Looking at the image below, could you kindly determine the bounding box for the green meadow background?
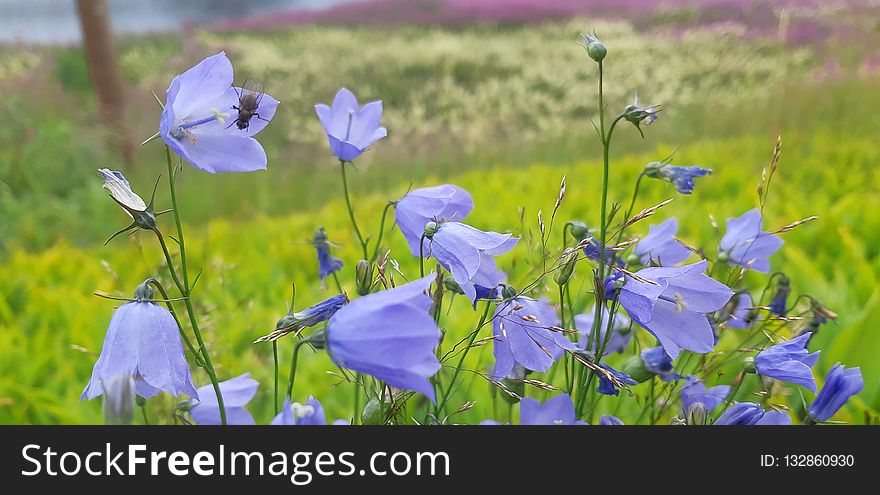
[1,15,878,424]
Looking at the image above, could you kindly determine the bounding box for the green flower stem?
[419,233,426,277]
[616,172,646,245]
[576,60,624,417]
[353,378,361,425]
[140,404,150,425]
[163,146,227,425]
[436,300,493,416]
[340,160,369,259]
[145,276,202,367]
[286,339,306,399]
[370,202,394,262]
[713,372,747,422]
[273,341,280,414]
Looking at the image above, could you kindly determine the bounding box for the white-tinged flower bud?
[356,259,373,296]
[102,374,135,425]
[686,403,708,426]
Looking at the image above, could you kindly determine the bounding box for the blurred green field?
[0,17,878,424]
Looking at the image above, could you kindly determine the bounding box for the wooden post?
[75,0,135,166]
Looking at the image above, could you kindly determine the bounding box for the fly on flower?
[160,53,279,173]
[229,80,269,131]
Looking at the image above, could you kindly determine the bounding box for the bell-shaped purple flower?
[596,361,637,396]
[492,297,577,380]
[315,88,387,162]
[426,221,518,303]
[520,394,586,425]
[160,53,279,174]
[618,260,733,358]
[326,275,441,401]
[271,396,349,425]
[313,227,343,282]
[189,373,259,425]
[808,364,863,422]
[755,333,820,392]
[395,184,474,257]
[646,163,712,194]
[715,402,792,425]
[575,305,631,354]
[718,209,783,273]
[725,292,759,329]
[632,218,691,266]
[599,415,624,425]
[82,286,198,401]
[680,376,730,413]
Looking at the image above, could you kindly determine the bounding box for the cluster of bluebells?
[81,37,864,428]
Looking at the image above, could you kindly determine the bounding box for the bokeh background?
[0,0,878,424]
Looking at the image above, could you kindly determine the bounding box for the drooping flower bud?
[356,259,374,296]
[622,95,662,138]
[581,33,607,63]
[566,220,590,241]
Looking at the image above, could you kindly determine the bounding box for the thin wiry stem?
[163,146,227,425]
[340,160,369,259]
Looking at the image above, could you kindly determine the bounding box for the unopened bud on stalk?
[620,354,653,383]
[501,284,518,301]
[361,398,383,425]
[554,253,577,286]
[499,365,527,405]
[356,259,373,296]
[304,327,327,349]
[686,403,708,425]
[443,278,463,294]
[742,356,756,374]
[566,221,590,241]
[581,33,607,63]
